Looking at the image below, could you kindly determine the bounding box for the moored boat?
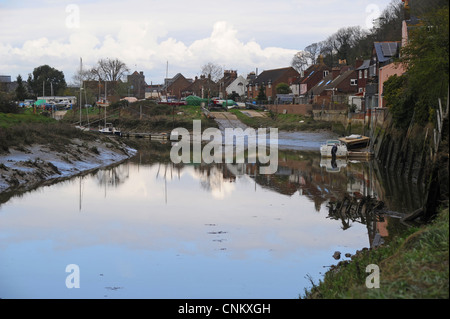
[338,134,370,150]
[320,140,348,158]
[99,123,122,136]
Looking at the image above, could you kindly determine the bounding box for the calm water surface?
[0,141,422,299]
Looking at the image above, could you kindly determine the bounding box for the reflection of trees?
[123,143,424,216]
[326,195,387,248]
[96,164,130,188]
[193,163,236,194]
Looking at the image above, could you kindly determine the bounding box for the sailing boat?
[98,81,122,136]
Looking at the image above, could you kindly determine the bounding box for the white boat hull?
[320,140,348,158]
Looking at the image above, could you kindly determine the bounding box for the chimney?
[318,54,324,65]
[355,59,364,69]
[332,67,340,79]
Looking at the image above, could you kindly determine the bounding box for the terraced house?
[246,67,299,101]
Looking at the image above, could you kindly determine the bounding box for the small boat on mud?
[320,140,348,158]
[99,123,122,136]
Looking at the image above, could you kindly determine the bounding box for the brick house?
[308,65,358,105]
[291,57,332,102]
[246,67,299,101]
[182,74,219,99]
[163,73,192,100]
[217,70,238,99]
[355,59,370,95]
[365,41,403,108]
[127,71,147,100]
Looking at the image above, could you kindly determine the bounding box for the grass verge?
[303,207,449,299]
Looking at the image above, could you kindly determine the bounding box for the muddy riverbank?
[0,137,136,198]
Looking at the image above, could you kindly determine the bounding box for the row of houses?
[153,34,409,111]
[3,1,416,112]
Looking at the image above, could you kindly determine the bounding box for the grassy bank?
[62,102,218,133]
[0,110,56,128]
[0,111,103,154]
[303,207,449,299]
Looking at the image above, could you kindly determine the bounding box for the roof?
[298,63,331,84]
[227,75,247,88]
[356,60,370,70]
[309,69,356,96]
[249,67,298,85]
[374,42,400,63]
[163,73,189,90]
[309,73,334,95]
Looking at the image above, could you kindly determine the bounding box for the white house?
[226,75,248,97]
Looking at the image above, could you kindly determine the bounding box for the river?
[0,133,423,299]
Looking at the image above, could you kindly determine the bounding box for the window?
[323,70,329,77]
[359,70,362,79]
[364,69,368,78]
[350,79,357,86]
[359,88,364,93]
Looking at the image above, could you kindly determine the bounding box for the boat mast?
[79,57,82,126]
[104,81,107,128]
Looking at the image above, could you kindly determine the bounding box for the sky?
[0,0,394,85]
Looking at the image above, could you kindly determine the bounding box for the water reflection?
[82,143,419,248]
[0,142,423,299]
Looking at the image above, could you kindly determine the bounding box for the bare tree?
[201,62,223,82]
[72,67,98,87]
[304,43,320,65]
[89,58,130,82]
[291,51,311,72]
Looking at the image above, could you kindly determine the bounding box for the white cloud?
[0,0,394,83]
[1,19,297,83]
